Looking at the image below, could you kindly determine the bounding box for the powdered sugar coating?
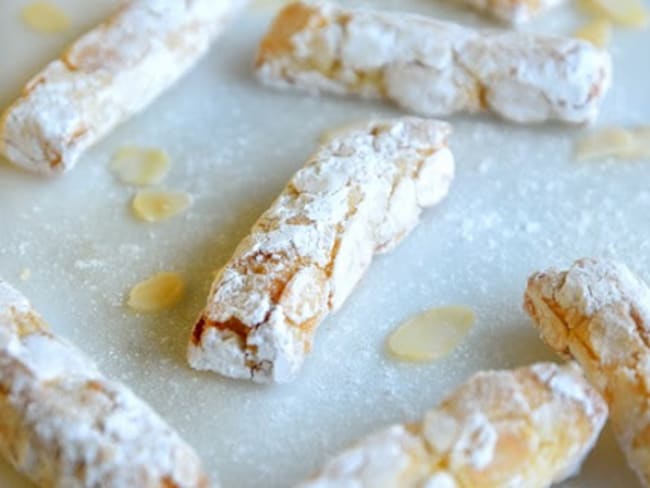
[297,425,428,488]
[0,0,246,175]
[0,280,210,488]
[297,362,607,487]
[256,1,611,124]
[450,0,566,24]
[525,258,650,487]
[188,117,454,383]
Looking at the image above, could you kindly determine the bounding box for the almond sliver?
[580,0,649,28]
[111,146,170,186]
[575,128,638,161]
[574,19,612,47]
[387,306,475,362]
[132,190,192,222]
[629,127,650,158]
[128,272,185,312]
[22,1,70,34]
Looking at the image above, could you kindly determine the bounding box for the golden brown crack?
[256,2,318,67]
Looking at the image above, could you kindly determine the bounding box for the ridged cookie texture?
[449,0,566,24]
[525,258,650,487]
[256,1,611,124]
[297,362,607,488]
[0,280,210,488]
[0,0,246,175]
[188,117,454,383]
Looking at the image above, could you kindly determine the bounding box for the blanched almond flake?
[630,126,650,158]
[387,306,475,362]
[575,127,637,160]
[132,190,191,222]
[579,0,649,27]
[576,126,650,161]
[111,146,170,186]
[21,1,70,34]
[19,268,31,282]
[574,19,612,47]
[128,272,185,313]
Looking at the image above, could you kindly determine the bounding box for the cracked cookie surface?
[0,280,209,487]
[0,0,247,174]
[188,117,454,383]
[297,362,607,488]
[256,1,611,124]
[525,258,650,487]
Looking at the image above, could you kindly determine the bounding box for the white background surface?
[1,0,649,486]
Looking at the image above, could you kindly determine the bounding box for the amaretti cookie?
[525,258,650,487]
[297,362,607,487]
[0,0,246,174]
[188,117,454,383]
[256,1,611,124]
[0,280,210,487]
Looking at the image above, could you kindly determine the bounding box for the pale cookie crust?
[525,258,650,487]
[0,280,210,488]
[188,117,454,383]
[297,362,607,487]
[255,1,611,124]
[0,0,246,175]
[450,0,566,24]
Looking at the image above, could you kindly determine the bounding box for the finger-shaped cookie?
[0,280,210,487]
[256,1,611,124]
[0,0,246,175]
[188,117,454,383]
[525,257,650,486]
[297,362,607,487]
